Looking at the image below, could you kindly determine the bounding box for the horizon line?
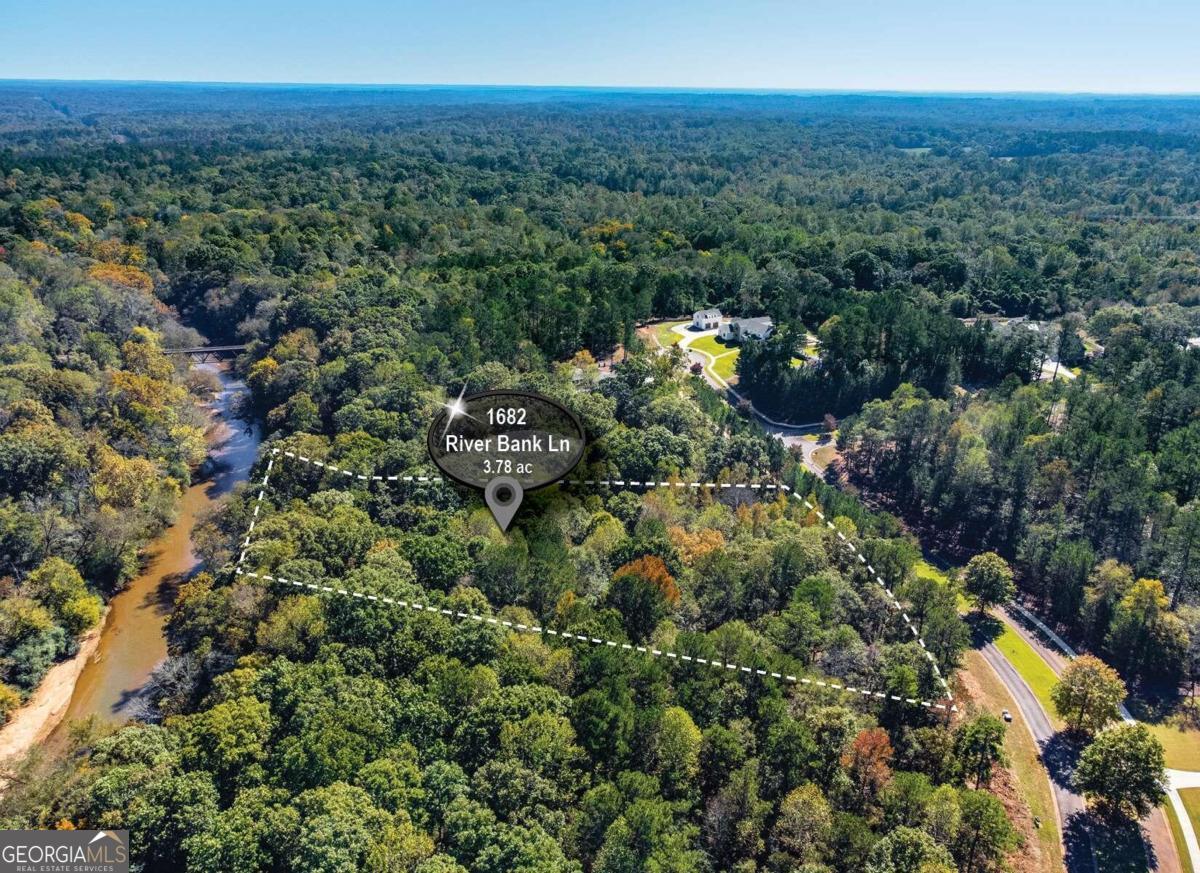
[3,77,1200,99]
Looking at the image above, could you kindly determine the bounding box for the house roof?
[694,308,722,319]
[734,316,774,330]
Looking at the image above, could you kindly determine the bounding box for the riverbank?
[0,618,105,763]
[0,363,258,764]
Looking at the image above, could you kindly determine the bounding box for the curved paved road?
[666,324,829,475]
[979,637,1097,873]
[999,607,1188,873]
[648,317,1186,872]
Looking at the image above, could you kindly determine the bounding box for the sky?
[5,0,1200,94]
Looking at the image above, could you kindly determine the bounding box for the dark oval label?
[427,390,586,491]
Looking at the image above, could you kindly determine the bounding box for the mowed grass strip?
[992,622,1064,729]
[913,558,949,584]
[812,444,838,468]
[711,352,739,381]
[1182,790,1200,847]
[689,334,740,381]
[690,333,737,357]
[1163,799,1196,873]
[965,649,1066,873]
[654,321,689,347]
[920,557,972,613]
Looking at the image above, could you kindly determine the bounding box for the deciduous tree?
[1074,723,1167,820]
[1051,654,1126,734]
[963,552,1015,614]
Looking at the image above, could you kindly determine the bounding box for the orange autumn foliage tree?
[88,262,154,295]
[668,526,725,565]
[607,555,680,642]
[613,556,680,605]
[842,728,894,809]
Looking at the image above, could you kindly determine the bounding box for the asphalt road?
[998,609,1184,873]
[979,639,1098,873]
[649,317,1181,872]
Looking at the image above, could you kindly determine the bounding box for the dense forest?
[837,301,1200,698]
[0,83,1198,871]
[0,220,208,714]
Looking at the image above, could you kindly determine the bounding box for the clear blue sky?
[5,0,1199,93]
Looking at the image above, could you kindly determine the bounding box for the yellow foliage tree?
[0,683,20,725]
[248,357,280,396]
[23,557,102,637]
[108,370,185,413]
[582,219,634,241]
[90,445,160,508]
[64,211,94,234]
[122,327,176,381]
[270,329,321,363]
[170,423,209,467]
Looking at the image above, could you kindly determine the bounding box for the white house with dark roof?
[719,316,775,342]
[692,308,722,330]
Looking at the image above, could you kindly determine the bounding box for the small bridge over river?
[164,344,248,362]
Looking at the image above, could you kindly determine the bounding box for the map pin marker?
[484,476,524,532]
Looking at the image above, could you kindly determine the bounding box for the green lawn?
[813,445,838,468]
[1181,789,1200,841]
[690,334,735,357]
[690,334,740,380]
[915,558,970,611]
[711,354,738,381]
[1165,799,1196,873]
[913,558,950,585]
[654,321,688,347]
[992,622,1064,728]
[1147,722,1200,771]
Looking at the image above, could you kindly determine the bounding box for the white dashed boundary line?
[571,478,954,703]
[236,452,275,568]
[234,448,957,713]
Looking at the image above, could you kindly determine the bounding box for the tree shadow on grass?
[1127,688,1200,731]
[965,611,1004,649]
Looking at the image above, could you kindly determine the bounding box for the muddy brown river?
[48,363,259,740]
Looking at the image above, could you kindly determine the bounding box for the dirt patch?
[812,444,839,468]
